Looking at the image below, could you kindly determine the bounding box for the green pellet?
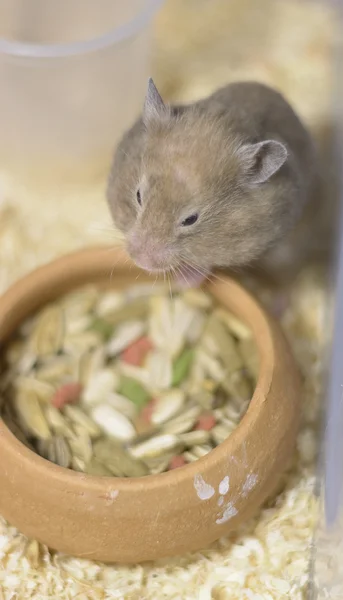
[172,348,194,386]
[118,376,150,408]
[88,317,114,341]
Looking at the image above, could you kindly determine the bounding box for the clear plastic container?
[0,0,163,186]
[311,10,343,597]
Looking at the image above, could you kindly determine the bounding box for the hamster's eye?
[181,213,198,227]
[136,189,142,205]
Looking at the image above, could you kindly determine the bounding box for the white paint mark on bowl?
[217,496,224,507]
[193,474,215,500]
[216,501,238,524]
[219,475,230,495]
[242,473,258,498]
[100,489,119,506]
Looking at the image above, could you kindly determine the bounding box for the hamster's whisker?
[181,257,228,285]
[175,264,190,286]
[107,250,129,281]
[90,226,124,237]
[89,224,125,242]
[168,266,179,296]
[167,271,173,299]
[178,259,209,281]
[102,244,123,257]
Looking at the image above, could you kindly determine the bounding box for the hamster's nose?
[127,236,171,271]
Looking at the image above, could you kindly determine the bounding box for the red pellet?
[140,398,157,424]
[168,455,187,470]
[121,336,153,366]
[194,413,216,431]
[51,382,83,409]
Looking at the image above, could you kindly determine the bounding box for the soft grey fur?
[107,79,324,282]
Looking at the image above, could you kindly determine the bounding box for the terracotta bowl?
[0,247,301,563]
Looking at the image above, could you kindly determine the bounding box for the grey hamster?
[107,78,320,285]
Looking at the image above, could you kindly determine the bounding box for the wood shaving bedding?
[0,0,335,597]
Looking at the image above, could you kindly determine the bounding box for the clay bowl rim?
[0,246,273,495]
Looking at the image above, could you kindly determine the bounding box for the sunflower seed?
[36,438,50,459]
[61,286,99,318]
[63,405,101,438]
[14,391,51,440]
[15,377,55,403]
[149,296,192,358]
[17,352,37,375]
[183,288,213,309]
[107,320,145,357]
[212,424,231,445]
[221,371,252,400]
[196,349,225,382]
[91,404,136,442]
[238,338,260,379]
[170,298,200,357]
[71,456,86,472]
[170,402,203,423]
[185,311,206,344]
[77,347,106,386]
[82,368,119,406]
[44,404,74,435]
[215,308,252,340]
[192,444,213,458]
[182,450,198,463]
[85,458,113,477]
[146,350,172,390]
[48,435,71,468]
[185,362,206,395]
[35,356,75,384]
[66,425,93,463]
[125,283,168,301]
[218,418,237,434]
[105,298,150,326]
[151,390,186,425]
[106,392,138,419]
[93,439,149,477]
[6,339,25,365]
[221,403,241,422]
[95,291,125,318]
[203,314,243,372]
[29,306,64,357]
[189,390,215,411]
[128,434,182,459]
[162,415,197,435]
[179,430,211,446]
[117,363,151,389]
[66,314,92,336]
[64,331,102,355]
[143,455,173,475]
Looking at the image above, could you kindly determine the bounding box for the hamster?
[107,78,321,286]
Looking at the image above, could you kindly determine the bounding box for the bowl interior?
[0,247,301,563]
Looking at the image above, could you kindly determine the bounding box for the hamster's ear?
[143,78,168,126]
[239,140,288,184]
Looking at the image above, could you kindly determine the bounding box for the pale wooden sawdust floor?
[0,1,336,598]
